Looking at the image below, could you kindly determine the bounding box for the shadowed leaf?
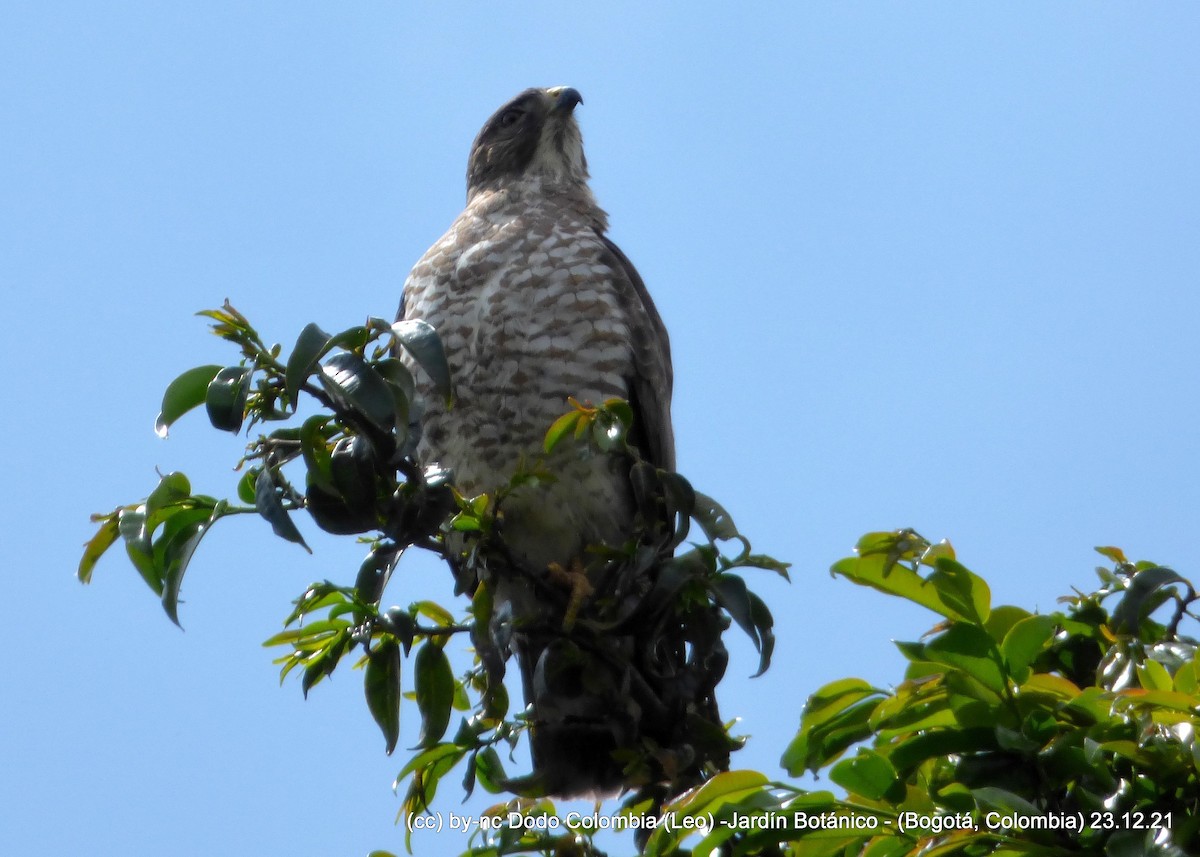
[255,469,311,552]
[365,639,402,754]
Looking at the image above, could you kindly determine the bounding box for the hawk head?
[467,87,590,197]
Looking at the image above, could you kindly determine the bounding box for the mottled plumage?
[398,87,674,796]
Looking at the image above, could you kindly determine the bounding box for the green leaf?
[666,770,769,817]
[145,471,191,519]
[412,600,455,627]
[320,352,395,433]
[1000,614,1055,682]
[355,545,402,605]
[155,365,223,437]
[298,415,337,493]
[414,642,454,747]
[118,506,160,594]
[254,469,311,552]
[474,747,507,794]
[227,466,254,505]
[922,623,1006,694]
[1112,566,1188,634]
[329,435,379,514]
[833,553,985,624]
[262,618,349,647]
[157,502,221,627]
[375,358,414,442]
[543,410,581,454]
[365,639,402,754]
[1094,545,1128,565]
[1135,658,1173,692]
[712,575,776,677]
[79,513,120,583]
[300,629,348,697]
[285,322,334,406]
[391,319,453,405]
[692,491,738,541]
[928,558,990,625]
[829,750,899,801]
[888,726,996,773]
[205,366,250,433]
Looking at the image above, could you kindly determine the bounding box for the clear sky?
[3,3,1198,856]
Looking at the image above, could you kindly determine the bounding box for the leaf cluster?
[79,304,789,854]
[638,532,1200,857]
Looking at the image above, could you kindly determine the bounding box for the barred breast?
[402,184,636,571]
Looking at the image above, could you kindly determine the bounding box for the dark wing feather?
[597,234,675,472]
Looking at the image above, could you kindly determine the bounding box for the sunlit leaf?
[1001,614,1056,683]
[928,558,990,625]
[155,365,222,437]
[78,513,120,584]
[543,410,581,454]
[829,750,899,800]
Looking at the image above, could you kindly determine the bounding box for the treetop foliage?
[81,305,1199,856]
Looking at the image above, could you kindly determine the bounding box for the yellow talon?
[546,557,593,631]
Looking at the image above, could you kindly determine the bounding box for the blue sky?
[3,3,1198,855]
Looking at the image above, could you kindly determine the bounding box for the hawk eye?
[497,108,523,129]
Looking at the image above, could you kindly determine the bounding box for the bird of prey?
[398,86,676,797]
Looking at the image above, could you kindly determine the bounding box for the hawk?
[398,86,677,797]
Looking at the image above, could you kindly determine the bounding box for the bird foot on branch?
[546,557,593,631]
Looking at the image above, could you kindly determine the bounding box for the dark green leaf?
[205,366,250,433]
[155,365,223,437]
[254,469,311,552]
[391,319,453,405]
[888,727,997,773]
[365,639,402,754]
[746,591,776,677]
[355,545,402,605]
[1112,566,1189,634]
[330,435,379,513]
[285,323,334,406]
[415,642,455,747]
[305,480,376,535]
[712,575,775,676]
[298,415,337,494]
[158,503,222,627]
[320,352,395,432]
[712,574,758,648]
